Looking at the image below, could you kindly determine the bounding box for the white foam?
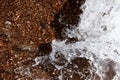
[50,0,120,79]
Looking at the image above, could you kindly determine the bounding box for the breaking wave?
[50,0,120,80]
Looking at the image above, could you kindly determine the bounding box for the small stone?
[37,42,52,56]
[5,21,11,25]
[40,23,46,29]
